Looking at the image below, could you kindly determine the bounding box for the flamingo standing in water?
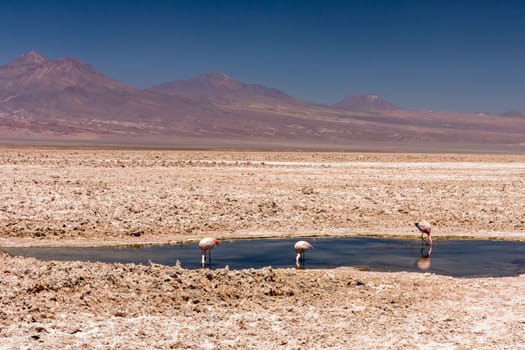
[199,237,220,267]
[294,240,313,268]
[415,220,432,246]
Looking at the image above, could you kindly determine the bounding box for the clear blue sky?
[1,0,524,113]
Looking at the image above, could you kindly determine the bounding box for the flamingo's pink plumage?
[415,220,432,246]
[294,240,313,267]
[199,237,220,266]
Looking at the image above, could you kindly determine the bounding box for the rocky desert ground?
[0,148,524,349]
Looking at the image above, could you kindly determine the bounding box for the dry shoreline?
[1,149,524,349]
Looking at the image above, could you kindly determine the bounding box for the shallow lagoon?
[5,237,525,277]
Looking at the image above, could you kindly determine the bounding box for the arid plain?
[1,148,524,349]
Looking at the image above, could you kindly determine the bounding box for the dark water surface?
[4,237,525,277]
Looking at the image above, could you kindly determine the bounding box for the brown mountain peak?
[197,71,231,81]
[9,50,48,66]
[192,71,237,89]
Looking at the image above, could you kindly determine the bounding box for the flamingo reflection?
[416,243,432,270]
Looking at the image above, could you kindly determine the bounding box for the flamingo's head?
[214,239,220,246]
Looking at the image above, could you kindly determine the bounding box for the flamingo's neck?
[201,253,206,265]
[296,253,301,266]
[428,234,433,246]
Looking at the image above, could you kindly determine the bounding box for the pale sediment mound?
[1,252,524,348]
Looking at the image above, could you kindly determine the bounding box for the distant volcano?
[149,71,302,105]
[0,50,140,106]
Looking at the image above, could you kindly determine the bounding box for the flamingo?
[415,220,432,246]
[199,237,220,267]
[294,240,313,268]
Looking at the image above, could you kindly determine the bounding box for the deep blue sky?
[1,0,524,113]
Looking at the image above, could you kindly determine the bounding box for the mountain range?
[1,51,524,151]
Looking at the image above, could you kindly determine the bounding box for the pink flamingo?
[294,240,313,267]
[199,237,220,267]
[415,220,432,246]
